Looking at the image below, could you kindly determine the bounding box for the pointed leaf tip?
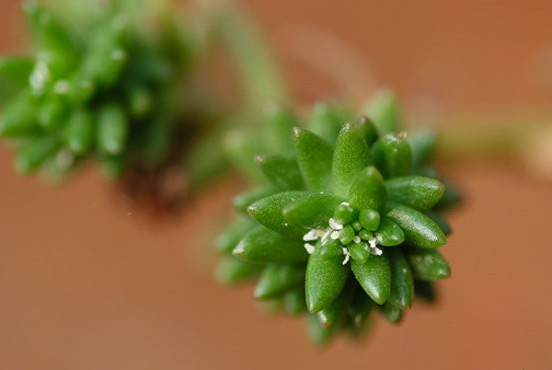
[386,204,446,248]
[292,127,333,192]
[406,249,450,281]
[306,253,349,312]
[351,254,391,305]
[332,122,372,197]
[348,166,387,211]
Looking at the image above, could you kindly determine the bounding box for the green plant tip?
[359,209,380,231]
[215,95,459,344]
[333,202,357,225]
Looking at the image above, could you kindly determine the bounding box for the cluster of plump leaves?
[0,1,192,179]
[216,94,459,344]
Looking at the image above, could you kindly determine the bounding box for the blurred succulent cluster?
[0,0,462,346]
[0,0,201,183]
[215,92,460,344]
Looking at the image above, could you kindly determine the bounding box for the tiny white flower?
[233,242,245,255]
[369,237,377,249]
[368,237,383,256]
[303,229,327,242]
[303,229,319,241]
[304,243,315,254]
[329,218,343,230]
[341,247,351,265]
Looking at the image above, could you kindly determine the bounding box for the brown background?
[1,1,552,369]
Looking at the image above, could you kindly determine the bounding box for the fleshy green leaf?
[96,103,128,155]
[414,279,437,302]
[318,239,343,259]
[363,90,400,135]
[282,193,342,229]
[386,204,446,248]
[378,301,403,323]
[333,202,358,225]
[80,20,127,87]
[233,225,308,263]
[66,76,95,105]
[283,288,307,315]
[308,102,349,144]
[257,154,304,190]
[425,210,452,235]
[247,191,307,239]
[292,127,333,191]
[434,182,462,211]
[23,1,77,59]
[64,109,93,155]
[38,97,65,131]
[0,58,34,103]
[410,165,439,179]
[354,115,379,146]
[0,91,39,137]
[233,187,277,214]
[375,217,405,247]
[351,253,391,305]
[332,122,372,197]
[371,133,412,178]
[385,176,445,211]
[388,249,414,309]
[305,253,349,312]
[348,166,387,211]
[359,209,380,231]
[215,217,257,253]
[348,242,369,264]
[254,264,304,300]
[407,128,437,166]
[306,313,335,346]
[264,107,297,153]
[317,284,352,328]
[15,137,60,174]
[215,256,261,285]
[347,292,373,328]
[128,85,153,118]
[405,248,451,281]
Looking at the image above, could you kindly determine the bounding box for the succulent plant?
[0,0,195,180]
[215,93,459,344]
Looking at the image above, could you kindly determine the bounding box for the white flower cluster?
[302,212,383,265]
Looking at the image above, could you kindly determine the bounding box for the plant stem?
[211,2,288,111]
[433,111,552,178]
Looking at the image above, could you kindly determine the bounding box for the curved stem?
[435,111,552,178]
[210,2,288,111]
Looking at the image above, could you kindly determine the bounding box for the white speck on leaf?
[329,218,343,230]
[304,243,315,254]
[341,247,351,265]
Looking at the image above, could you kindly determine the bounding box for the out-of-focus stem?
[435,111,552,178]
[210,3,288,111]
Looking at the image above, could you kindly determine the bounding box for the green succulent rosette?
[0,0,194,179]
[216,93,459,344]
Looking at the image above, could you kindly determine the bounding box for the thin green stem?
[212,3,288,111]
[434,112,552,161]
